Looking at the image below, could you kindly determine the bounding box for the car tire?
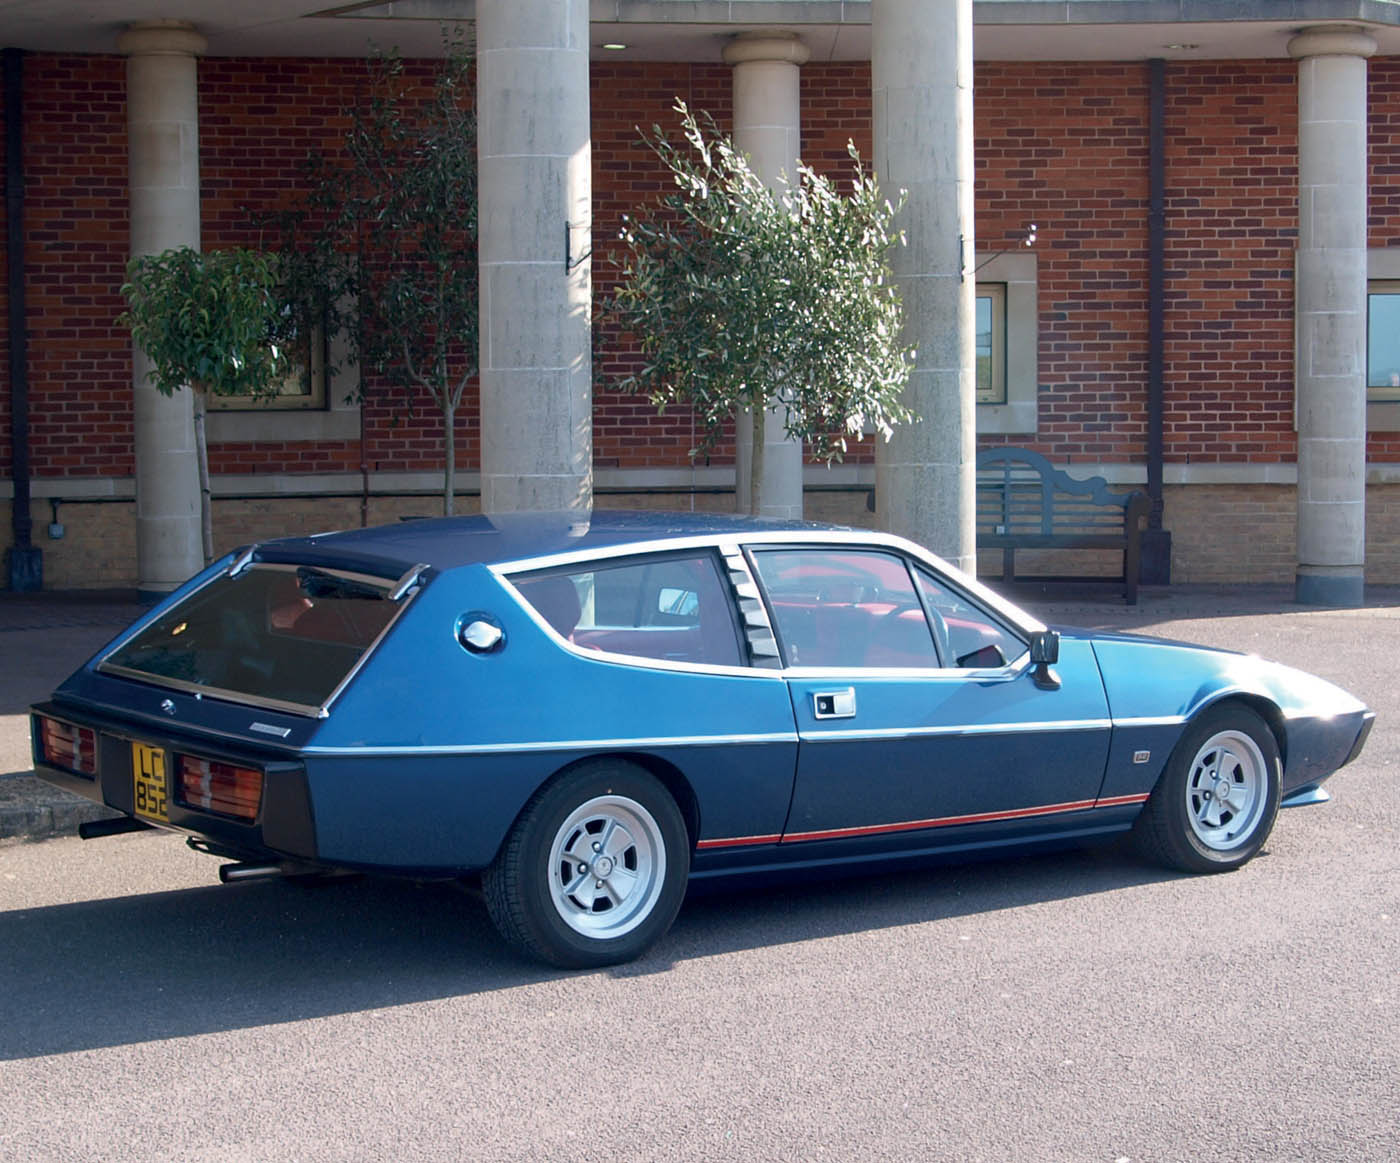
[482,761,690,969]
[1134,703,1282,874]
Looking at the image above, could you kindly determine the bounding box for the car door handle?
[812,688,857,719]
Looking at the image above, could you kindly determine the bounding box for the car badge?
[160,699,176,716]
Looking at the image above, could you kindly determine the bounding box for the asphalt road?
[1,598,1396,1162]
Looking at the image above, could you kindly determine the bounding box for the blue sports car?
[32,511,1373,967]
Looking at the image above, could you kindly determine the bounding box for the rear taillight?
[177,757,264,822]
[37,717,97,777]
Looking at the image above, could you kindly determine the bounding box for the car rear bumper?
[30,701,318,866]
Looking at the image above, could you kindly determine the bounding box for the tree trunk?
[442,399,455,516]
[192,387,213,564]
[748,403,765,517]
[359,390,370,528]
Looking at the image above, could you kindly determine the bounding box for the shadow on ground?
[0,839,1174,1060]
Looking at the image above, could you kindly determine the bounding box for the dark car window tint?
[915,568,1024,669]
[513,553,742,667]
[101,565,399,710]
[751,549,940,669]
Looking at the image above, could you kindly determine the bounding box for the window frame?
[505,548,749,674]
[973,250,1038,436]
[748,545,942,670]
[745,543,1028,675]
[1367,277,1400,404]
[205,316,329,413]
[1364,250,1400,432]
[912,563,1026,672]
[95,561,412,719]
[976,282,1008,406]
[205,301,360,444]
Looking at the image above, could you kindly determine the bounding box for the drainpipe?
[1141,56,1172,585]
[5,46,41,591]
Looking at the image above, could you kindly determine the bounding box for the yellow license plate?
[132,742,170,823]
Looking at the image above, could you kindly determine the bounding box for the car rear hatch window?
[98,562,419,717]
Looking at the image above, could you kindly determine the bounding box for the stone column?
[725,31,809,520]
[118,20,206,597]
[872,0,976,573]
[476,0,592,516]
[1290,25,1375,607]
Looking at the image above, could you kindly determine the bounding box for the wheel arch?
[533,751,700,851]
[607,751,701,849]
[1192,692,1287,770]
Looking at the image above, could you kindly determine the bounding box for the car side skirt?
[689,803,1145,880]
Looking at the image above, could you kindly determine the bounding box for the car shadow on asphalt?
[0,839,1182,1060]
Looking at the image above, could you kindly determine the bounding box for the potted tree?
[608,101,915,514]
[120,245,289,563]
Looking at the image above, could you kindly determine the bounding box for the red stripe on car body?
[695,833,783,851]
[697,792,1151,851]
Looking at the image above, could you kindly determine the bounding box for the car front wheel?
[483,762,690,968]
[1135,703,1282,874]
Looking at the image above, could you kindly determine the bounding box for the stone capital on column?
[1288,24,1377,61]
[722,30,811,68]
[117,19,207,59]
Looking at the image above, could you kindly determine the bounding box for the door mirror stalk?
[1029,630,1061,690]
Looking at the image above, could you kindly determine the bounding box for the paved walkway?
[0,590,145,841]
[4,582,1397,843]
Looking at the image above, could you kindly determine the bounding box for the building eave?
[4,0,1400,59]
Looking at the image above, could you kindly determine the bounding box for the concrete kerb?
[3,583,1397,844]
[1,591,144,845]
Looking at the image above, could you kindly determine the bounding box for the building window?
[971,251,1037,435]
[206,320,327,412]
[976,283,1007,405]
[1367,280,1400,403]
[1365,251,1400,432]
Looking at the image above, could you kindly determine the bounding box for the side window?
[512,553,742,667]
[915,568,1024,669]
[751,549,940,669]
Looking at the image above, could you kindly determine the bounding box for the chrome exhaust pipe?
[218,861,286,884]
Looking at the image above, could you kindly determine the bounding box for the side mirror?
[1028,629,1060,690]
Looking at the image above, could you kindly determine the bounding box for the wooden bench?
[976,447,1150,605]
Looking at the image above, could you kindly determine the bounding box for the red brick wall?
[199,56,479,478]
[11,55,130,479]
[977,62,1152,463]
[1162,60,1299,465]
[10,52,1400,488]
[591,62,736,468]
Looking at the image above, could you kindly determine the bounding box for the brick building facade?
[4,4,1400,589]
